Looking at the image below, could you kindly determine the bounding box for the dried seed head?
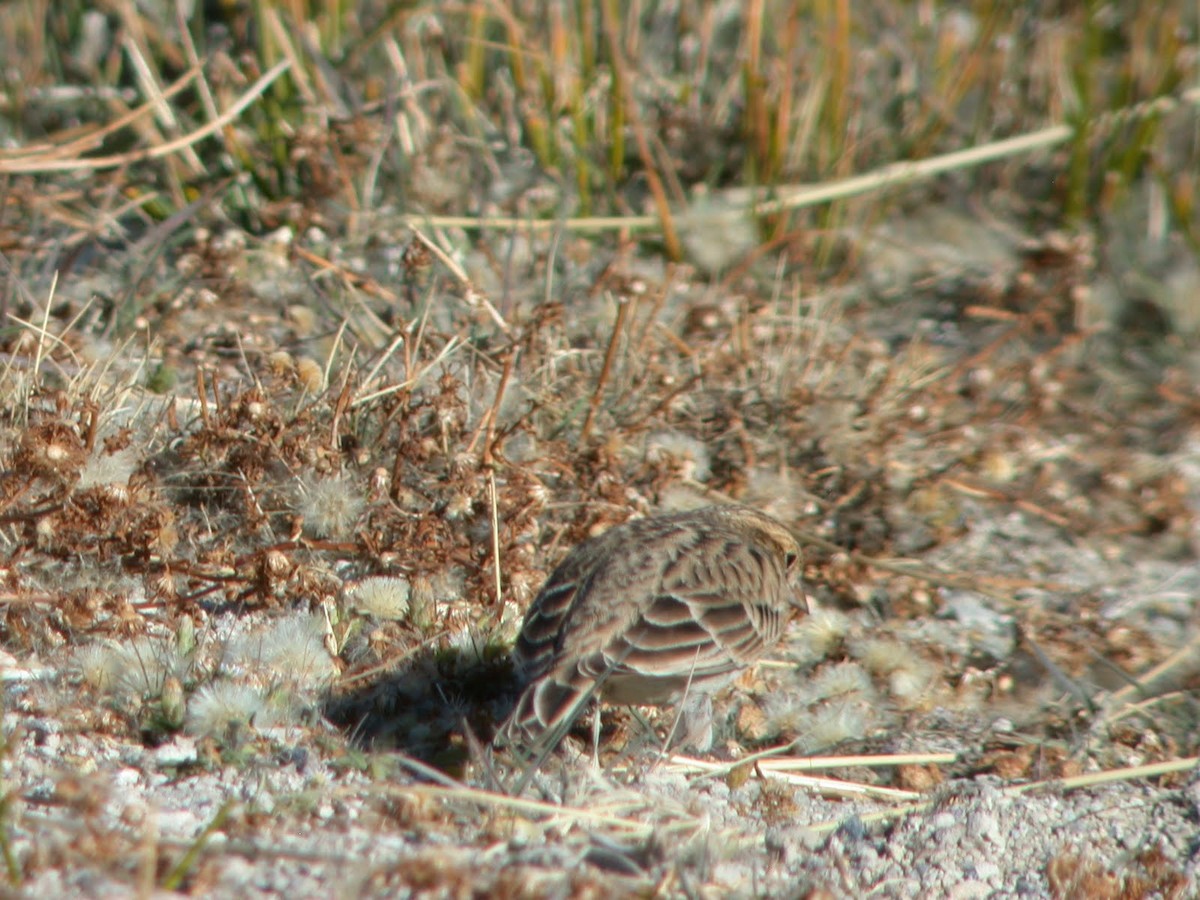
[186,681,275,739]
[75,637,187,700]
[286,305,317,337]
[295,357,325,393]
[299,473,364,539]
[444,491,473,521]
[847,637,936,705]
[116,637,184,699]
[264,550,291,577]
[850,638,918,676]
[346,576,411,621]
[222,614,338,692]
[791,609,852,666]
[17,422,87,482]
[888,664,934,704]
[74,642,122,691]
[800,700,870,752]
[449,452,475,476]
[805,662,872,703]
[34,516,56,547]
[646,431,712,482]
[401,237,432,277]
[268,350,295,376]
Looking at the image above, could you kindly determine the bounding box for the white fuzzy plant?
[74,611,340,745]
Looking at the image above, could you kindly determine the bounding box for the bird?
[494,504,805,754]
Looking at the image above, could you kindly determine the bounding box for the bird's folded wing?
[580,587,774,682]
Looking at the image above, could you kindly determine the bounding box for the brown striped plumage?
[495,505,805,752]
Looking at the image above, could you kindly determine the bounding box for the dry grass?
[1,0,1199,894]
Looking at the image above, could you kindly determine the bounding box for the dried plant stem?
[489,469,502,605]
[397,84,1200,237]
[360,333,407,392]
[468,348,518,463]
[742,0,766,167]
[329,369,354,451]
[1104,632,1200,716]
[580,296,631,443]
[0,62,291,174]
[321,319,350,394]
[0,66,201,162]
[195,367,211,427]
[351,335,462,409]
[942,477,1073,529]
[293,245,402,305]
[406,228,510,333]
[671,749,960,780]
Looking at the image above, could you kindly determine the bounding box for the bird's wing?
[578,529,790,684]
[499,522,791,748]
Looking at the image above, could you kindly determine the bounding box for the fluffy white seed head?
[888,662,934,704]
[850,637,920,676]
[799,700,870,752]
[790,609,853,666]
[299,474,364,539]
[75,637,186,700]
[804,662,872,704]
[74,642,123,691]
[186,681,275,738]
[646,431,712,482]
[346,576,411,621]
[222,614,337,691]
[78,447,138,489]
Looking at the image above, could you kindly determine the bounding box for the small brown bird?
[495,505,805,753]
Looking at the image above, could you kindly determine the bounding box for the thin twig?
[580,296,631,443]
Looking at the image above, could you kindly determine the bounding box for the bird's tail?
[494,663,610,754]
[495,677,583,753]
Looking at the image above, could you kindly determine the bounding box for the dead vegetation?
[1,0,1199,895]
